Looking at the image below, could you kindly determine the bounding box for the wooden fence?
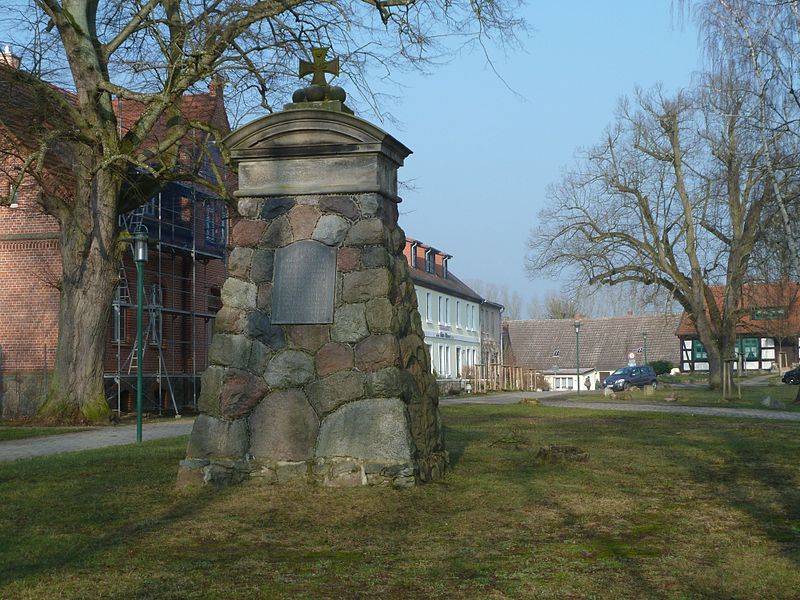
[464,364,546,393]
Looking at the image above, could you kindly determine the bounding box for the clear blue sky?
[382,1,701,313]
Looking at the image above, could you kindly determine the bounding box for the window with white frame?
[438,296,444,324]
[445,298,450,324]
[426,292,432,322]
[425,249,435,273]
[456,301,461,328]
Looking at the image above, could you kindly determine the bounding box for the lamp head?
[134,230,148,263]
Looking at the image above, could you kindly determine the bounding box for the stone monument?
[177,49,447,488]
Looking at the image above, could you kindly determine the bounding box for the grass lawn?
[2,405,800,599]
[584,381,800,412]
[0,426,84,442]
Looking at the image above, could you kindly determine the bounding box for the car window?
[612,368,626,376]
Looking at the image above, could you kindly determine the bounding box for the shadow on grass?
[0,438,219,589]
[686,427,800,566]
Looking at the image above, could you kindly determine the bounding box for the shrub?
[650,360,674,376]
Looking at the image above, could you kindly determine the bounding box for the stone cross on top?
[299,48,339,86]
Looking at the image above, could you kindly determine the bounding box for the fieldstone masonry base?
[178,108,447,488]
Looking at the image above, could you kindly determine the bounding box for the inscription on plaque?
[272,240,337,324]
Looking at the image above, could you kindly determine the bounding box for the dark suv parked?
[603,365,658,391]
[782,367,800,385]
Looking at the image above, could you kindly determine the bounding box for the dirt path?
[0,418,194,462]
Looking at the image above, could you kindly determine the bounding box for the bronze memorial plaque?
[272,240,337,324]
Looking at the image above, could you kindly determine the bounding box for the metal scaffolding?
[108,185,227,415]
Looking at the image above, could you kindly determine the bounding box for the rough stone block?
[324,461,365,487]
[319,195,359,220]
[345,218,384,246]
[399,334,426,368]
[316,397,412,462]
[236,197,262,218]
[249,389,319,461]
[366,367,415,399]
[186,414,248,459]
[342,268,391,303]
[362,246,391,268]
[331,303,368,343]
[355,334,399,372]
[288,204,321,239]
[312,214,350,246]
[337,247,360,272]
[231,219,267,247]
[221,278,257,311]
[250,249,275,283]
[286,325,330,353]
[275,461,309,484]
[262,215,294,247]
[358,194,380,217]
[387,227,405,253]
[220,368,270,418]
[365,298,396,333]
[248,340,272,375]
[176,464,207,488]
[260,197,295,220]
[209,334,253,370]
[244,312,286,350]
[315,342,354,377]
[197,365,225,416]
[257,283,273,312]
[265,350,315,388]
[306,370,366,416]
[228,247,253,279]
[214,307,245,335]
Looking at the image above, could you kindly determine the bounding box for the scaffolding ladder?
[118,256,180,416]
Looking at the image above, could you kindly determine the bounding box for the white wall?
[415,285,481,378]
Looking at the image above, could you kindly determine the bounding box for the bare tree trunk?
[707,346,723,389]
[38,170,122,422]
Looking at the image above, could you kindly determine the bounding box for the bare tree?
[527,75,791,391]
[0,0,523,421]
[467,280,523,319]
[692,0,800,276]
[542,292,580,320]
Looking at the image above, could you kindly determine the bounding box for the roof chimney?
[1,45,20,69]
[209,74,225,97]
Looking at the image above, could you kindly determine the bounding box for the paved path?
[0,418,194,462]
[4,390,798,463]
[538,399,800,421]
[440,390,574,406]
[441,391,800,421]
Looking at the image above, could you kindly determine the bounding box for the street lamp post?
[574,320,581,395]
[133,228,148,444]
[642,331,648,365]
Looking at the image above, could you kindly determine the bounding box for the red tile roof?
[675,282,800,337]
[505,314,682,372]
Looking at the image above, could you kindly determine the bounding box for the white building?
[404,238,483,380]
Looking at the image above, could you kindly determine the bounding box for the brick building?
[0,57,230,417]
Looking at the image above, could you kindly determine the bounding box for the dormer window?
[410,242,418,268]
[425,249,435,274]
[443,257,448,279]
[552,350,560,357]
